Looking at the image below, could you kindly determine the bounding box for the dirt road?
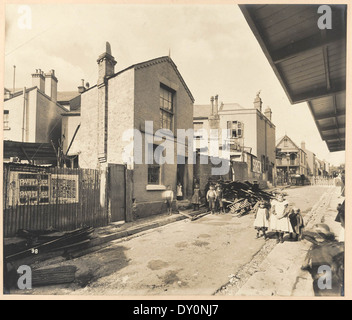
[14,185,332,296]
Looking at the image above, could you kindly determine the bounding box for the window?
[227,121,243,138]
[3,110,9,130]
[148,144,161,185]
[160,85,174,131]
[194,122,203,138]
[284,138,288,147]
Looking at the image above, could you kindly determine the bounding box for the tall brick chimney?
[45,69,58,102]
[97,41,117,86]
[301,141,306,151]
[32,69,45,92]
[209,95,220,130]
[96,42,117,163]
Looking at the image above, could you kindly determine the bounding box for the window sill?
[146,185,167,191]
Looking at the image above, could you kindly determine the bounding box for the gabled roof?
[276,135,301,151]
[107,56,195,103]
[3,86,37,100]
[82,56,194,102]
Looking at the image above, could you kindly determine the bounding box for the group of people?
[191,182,225,214]
[253,192,305,243]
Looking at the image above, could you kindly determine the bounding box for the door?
[108,164,126,222]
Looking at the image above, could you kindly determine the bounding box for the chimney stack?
[301,141,306,151]
[214,95,219,115]
[78,79,86,94]
[45,69,58,102]
[97,41,117,86]
[254,90,262,112]
[264,107,272,121]
[32,69,45,92]
[210,96,215,115]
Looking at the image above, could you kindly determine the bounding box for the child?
[191,184,201,211]
[216,185,225,214]
[270,193,293,243]
[289,207,305,241]
[254,199,270,239]
[206,185,217,214]
[163,185,174,215]
[177,183,183,200]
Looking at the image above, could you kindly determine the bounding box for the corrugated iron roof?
[240,4,346,152]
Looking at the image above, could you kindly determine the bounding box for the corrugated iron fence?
[3,164,109,238]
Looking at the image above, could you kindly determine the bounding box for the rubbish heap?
[214,180,275,217]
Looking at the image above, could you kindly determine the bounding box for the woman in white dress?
[270,193,293,243]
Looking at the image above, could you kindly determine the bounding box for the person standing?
[216,185,225,214]
[204,178,211,208]
[191,184,201,211]
[335,201,345,242]
[207,185,217,214]
[163,185,174,215]
[289,207,305,241]
[254,199,270,239]
[177,183,183,200]
[270,193,293,243]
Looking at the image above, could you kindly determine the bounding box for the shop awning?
[239,4,346,152]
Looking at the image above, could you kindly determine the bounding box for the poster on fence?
[6,171,78,206]
[7,172,50,206]
[51,174,79,204]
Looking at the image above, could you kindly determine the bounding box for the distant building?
[315,158,330,178]
[3,69,68,163]
[300,141,317,178]
[193,92,276,189]
[276,135,307,185]
[69,43,195,219]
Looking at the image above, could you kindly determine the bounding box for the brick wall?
[77,87,99,169]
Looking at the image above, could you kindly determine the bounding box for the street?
[16,185,339,296]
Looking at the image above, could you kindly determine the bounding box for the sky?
[4,3,346,166]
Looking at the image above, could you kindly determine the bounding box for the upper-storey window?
[160,85,174,131]
[3,110,9,130]
[227,121,243,138]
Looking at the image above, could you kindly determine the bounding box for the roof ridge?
[107,56,194,103]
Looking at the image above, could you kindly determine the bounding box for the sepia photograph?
[1,0,349,302]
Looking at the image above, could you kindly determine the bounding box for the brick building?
[69,43,195,219]
[3,69,67,163]
[193,92,276,189]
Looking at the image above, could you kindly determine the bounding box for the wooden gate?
[108,164,126,222]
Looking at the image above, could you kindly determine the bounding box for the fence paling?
[3,164,113,238]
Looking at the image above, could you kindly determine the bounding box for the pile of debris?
[4,227,95,291]
[215,180,275,217]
